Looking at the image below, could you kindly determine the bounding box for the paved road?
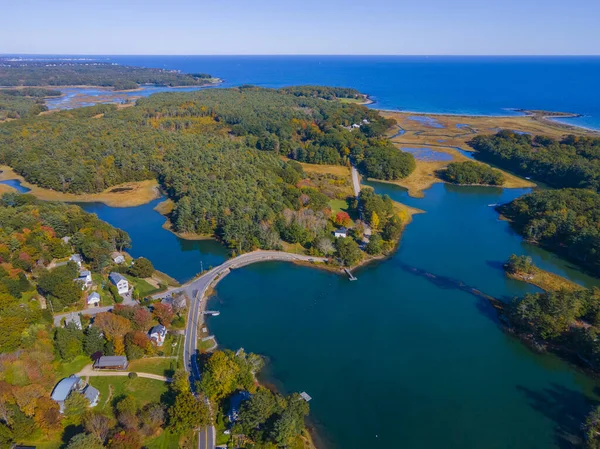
[152,251,326,449]
[351,165,361,198]
[76,364,171,382]
[53,306,114,327]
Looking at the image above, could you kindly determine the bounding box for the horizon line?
[2,53,600,57]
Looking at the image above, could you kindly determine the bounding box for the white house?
[74,270,92,289]
[149,324,167,347]
[334,227,348,238]
[87,292,101,307]
[69,254,83,267]
[112,252,125,264]
[109,272,129,295]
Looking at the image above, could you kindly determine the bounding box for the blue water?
[92,55,600,130]
[0,179,30,193]
[401,147,454,161]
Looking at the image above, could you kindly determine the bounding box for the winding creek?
[63,180,598,449]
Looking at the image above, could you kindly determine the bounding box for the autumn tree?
[152,303,174,326]
[334,211,351,227]
[83,410,111,443]
[94,312,132,355]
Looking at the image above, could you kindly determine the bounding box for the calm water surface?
[206,183,600,449]
[69,168,600,449]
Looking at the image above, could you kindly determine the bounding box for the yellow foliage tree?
[371,211,380,231]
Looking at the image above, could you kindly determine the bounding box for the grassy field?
[507,267,584,292]
[0,165,160,207]
[89,376,169,412]
[145,430,189,449]
[128,357,178,377]
[54,355,90,379]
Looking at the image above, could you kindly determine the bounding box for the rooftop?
[94,355,128,367]
[109,272,127,284]
[51,375,80,402]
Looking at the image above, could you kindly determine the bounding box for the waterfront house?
[51,375,99,412]
[64,313,82,330]
[334,227,348,238]
[69,254,83,267]
[74,270,92,289]
[161,294,187,312]
[109,272,129,295]
[227,391,251,424]
[93,355,129,370]
[112,252,125,264]
[149,324,167,346]
[87,292,101,307]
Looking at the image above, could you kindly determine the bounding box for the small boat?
[488,203,498,207]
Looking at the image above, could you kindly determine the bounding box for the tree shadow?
[394,260,504,325]
[60,424,83,448]
[516,383,597,449]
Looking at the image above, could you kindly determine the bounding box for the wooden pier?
[344,268,357,281]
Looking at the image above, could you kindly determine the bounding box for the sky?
[1,0,599,55]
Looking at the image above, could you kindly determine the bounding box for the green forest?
[0,86,414,255]
[469,131,600,190]
[0,59,217,90]
[499,189,600,276]
[439,161,505,185]
[0,87,62,120]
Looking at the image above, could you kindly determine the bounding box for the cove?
[207,183,600,449]
[75,184,600,449]
[77,197,227,283]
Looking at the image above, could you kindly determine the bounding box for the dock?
[344,268,357,281]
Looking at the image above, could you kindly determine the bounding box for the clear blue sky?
[2,0,599,55]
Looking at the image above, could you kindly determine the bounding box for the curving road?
[152,251,327,449]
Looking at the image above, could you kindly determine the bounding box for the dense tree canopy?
[470,131,600,190]
[0,60,216,90]
[499,189,600,276]
[0,88,61,120]
[440,161,505,185]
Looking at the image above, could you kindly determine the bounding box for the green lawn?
[128,357,177,377]
[54,355,90,379]
[145,430,185,449]
[329,198,356,225]
[125,274,162,297]
[89,376,169,412]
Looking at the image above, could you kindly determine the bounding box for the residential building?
[74,269,92,289]
[112,252,125,264]
[64,313,82,330]
[161,294,187,312]
[149,324,167,346]
[93,355,129,370]
[87,292,101,307]
[51,375,99,413]
[69,254,83,267]
[109,272,129,295]
[334,227,348,238]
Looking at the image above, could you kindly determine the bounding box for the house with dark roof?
[334,227,348,238]
[149,324,167,347]
[93,355,129,370]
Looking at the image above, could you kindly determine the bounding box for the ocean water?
[97,55,600,130]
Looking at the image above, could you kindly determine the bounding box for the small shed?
[93,355,129,371]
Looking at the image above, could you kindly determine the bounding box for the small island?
[438,160,505,186]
